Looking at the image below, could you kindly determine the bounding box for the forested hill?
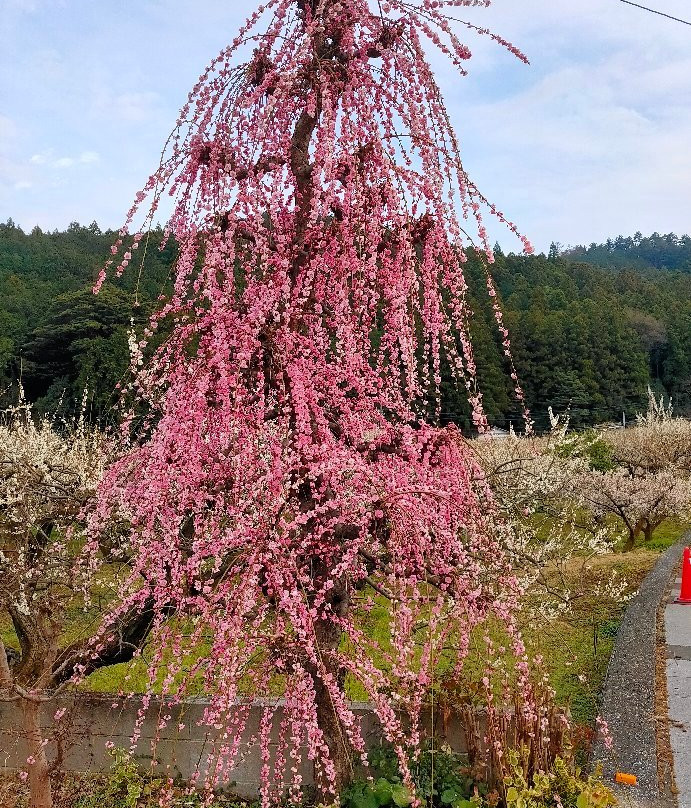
[561,232,691,272]
[0,219,174,420]
[2,218,691,431]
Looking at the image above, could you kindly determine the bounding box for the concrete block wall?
[0,695,470,797]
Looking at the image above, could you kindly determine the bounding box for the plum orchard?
[89,0,533,799]
[579,393,691,550]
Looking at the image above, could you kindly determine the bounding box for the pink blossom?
[90,0,531,799]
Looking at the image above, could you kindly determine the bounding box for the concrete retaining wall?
[0,695,469,796]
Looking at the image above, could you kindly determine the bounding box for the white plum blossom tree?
[471,416,615,615]
[0,401,163,808]
[576,467,691,551]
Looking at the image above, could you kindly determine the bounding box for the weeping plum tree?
[90,0,533,799]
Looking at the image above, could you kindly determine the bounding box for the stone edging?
[591,540,685,807]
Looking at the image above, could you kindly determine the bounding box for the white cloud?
[79,150,99,164]
[90,89,162,124]
[14,180,32,190]
[3,0,691,245]
[430,0,691,249]
[28,149,100,169]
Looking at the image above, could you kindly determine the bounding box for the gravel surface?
[591,541,684,808]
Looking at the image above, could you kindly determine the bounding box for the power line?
[619,0,691,26]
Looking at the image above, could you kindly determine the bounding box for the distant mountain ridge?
[560,232,691,273]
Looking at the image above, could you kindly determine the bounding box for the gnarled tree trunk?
[312,611,353,797]
[21,698,52,808]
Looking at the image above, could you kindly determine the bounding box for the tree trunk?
[312,619,352,798]
[307,573,354,800]
[623,528,636,552]
[286,6,354,795]
[643,522,656,544]
[21,698,52,808]
[625,517,646,552]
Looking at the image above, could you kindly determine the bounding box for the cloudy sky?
[1,0,690,252]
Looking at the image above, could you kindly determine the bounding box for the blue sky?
[1,0,690,252]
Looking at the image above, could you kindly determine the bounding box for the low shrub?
[39,742,616,808]
[73,748,253,808]
[555,431,615,472]
[342,744,616,808]
[503,753,616,808]
[342,743,488,808]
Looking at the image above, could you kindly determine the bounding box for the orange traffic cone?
[677,547,691,604]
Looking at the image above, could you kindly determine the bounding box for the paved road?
[666,576,691,808]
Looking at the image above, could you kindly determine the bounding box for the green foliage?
[446,249,653,431]
[503,754,616,808]
[343,746,616,808]
[0,219,172,419]
[342,744,488,808]
[4,220,691,426]
[21,284,134,418]
[565,232,691,273]
[73,749,251,808]
[73,749,165,808]
[583,437,616,472]
[342,778,415,808]
[555,431,615,472]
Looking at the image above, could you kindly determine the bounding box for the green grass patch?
[6,520,687,741]
[643,517,690,552]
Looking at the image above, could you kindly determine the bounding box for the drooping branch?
[52,598,171,686]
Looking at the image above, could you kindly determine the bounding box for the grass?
[3,519,688,735]
[641,518,688,552]
[518,519,688,726]
[521,551,651,724]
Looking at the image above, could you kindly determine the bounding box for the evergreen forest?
[2,219,690,432]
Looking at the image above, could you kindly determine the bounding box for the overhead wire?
[618,0,691,27]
